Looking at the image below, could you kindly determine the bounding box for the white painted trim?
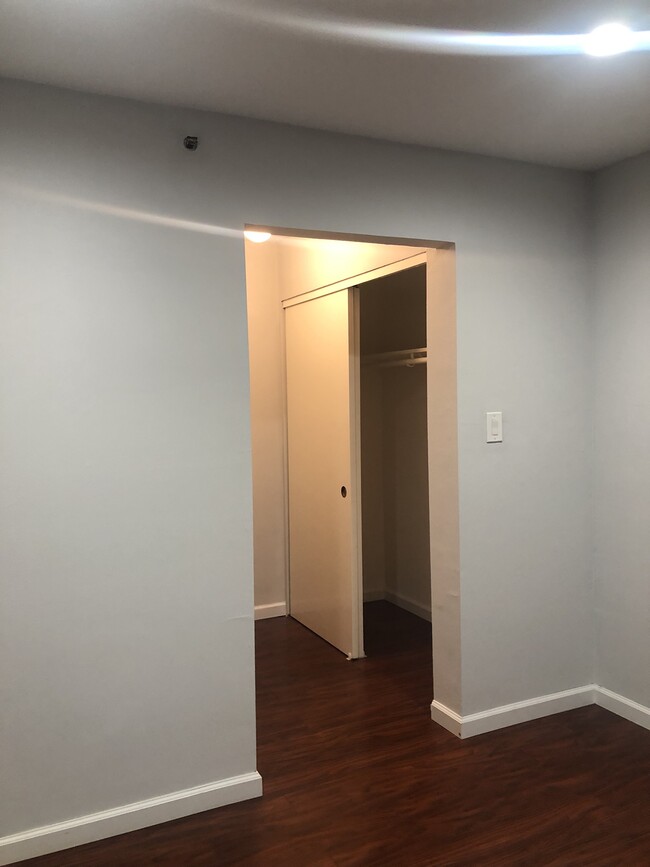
[363,589,385,603]
[0,772,263,866]
[432,685,650,740]
[362,590,432,622]
[431,686,596,740]
[281,252,427,308]
[595,686,650,732]
[350,286,365,660]
[254,602,287,620]
[384,591,431,623]
[363,590,431,623]
[430,700,463,738]
[459,685,596,738]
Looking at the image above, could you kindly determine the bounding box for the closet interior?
[360,263,432,647]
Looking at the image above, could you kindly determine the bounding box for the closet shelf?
[361,347,427,369]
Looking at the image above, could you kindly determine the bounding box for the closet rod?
[373,357,427,369]
[362,347,427,369]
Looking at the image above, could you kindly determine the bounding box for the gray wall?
[593,153,650,707]
[1,76,593,839]
[0,87,258,837]
[458,221,594,714]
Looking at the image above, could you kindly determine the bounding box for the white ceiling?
[1,0,649,169]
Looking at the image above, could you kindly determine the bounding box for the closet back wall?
[360,267,431,620]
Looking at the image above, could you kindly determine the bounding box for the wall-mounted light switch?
[486,411,503,443]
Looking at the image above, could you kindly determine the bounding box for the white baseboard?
[595,685,650,732]
[254,602,287,620]
[0,771,263,866]
[431,684,650,741]
[363,589,385,603]
[384,590,431,623]
[363,590,431,622]
[430,700,463,738]
[432,685,596,740]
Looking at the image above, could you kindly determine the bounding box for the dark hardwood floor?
[21,602,650,866]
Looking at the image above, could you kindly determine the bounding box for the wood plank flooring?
[20,602,650,865]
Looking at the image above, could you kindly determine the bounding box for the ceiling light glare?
[584,23,634,56]
[244,230,272,243]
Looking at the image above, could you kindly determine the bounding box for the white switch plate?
[486,411,503,443]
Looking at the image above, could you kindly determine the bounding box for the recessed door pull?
[340,486,347,498]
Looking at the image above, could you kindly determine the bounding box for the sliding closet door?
[284,289,362,658]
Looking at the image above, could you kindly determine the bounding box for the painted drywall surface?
[0,198,257,835]
[363,367,433,610]
[360,363,387,601]
[380,365,431,614]
[244,241,287,609]
[426,248,462,710]
[0,76,592,840]
[0,83,258,838]
[359,266,427,354]
[593,153,650,708]
[457,233,593,713]
[360,268,431,616]
[278,237,426,301]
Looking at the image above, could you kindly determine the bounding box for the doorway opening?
[359,263,432,655]
[245,228,459,727]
